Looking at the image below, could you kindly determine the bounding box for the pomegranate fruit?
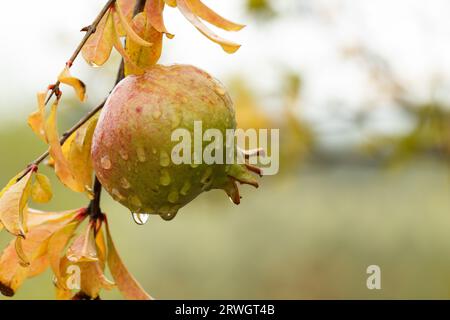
[92,64,259,221]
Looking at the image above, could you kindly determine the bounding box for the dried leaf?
[105,220,152,300]
[27,207,83,230]
[67,222,98,263]
[145,0,174,38]
[27,92,47,142]
[58,224,114,299]
[82,11,115,67]
[48,221,80,288]
[112,12,140,70]
[0,171,33,237]
[58,67,87,102]
[125,12,163,76]
[61,112,99,195]
[164,0,177,7]
[114,0,138,36]
[187,0,245,31]
[177,0,241,53]
[15,237,31,267]
[115,2,152,47]
[31,173,53,204]
[27,255,49,278]
[45,99,84,193]
[0,212,78,297]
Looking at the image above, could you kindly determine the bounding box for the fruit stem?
[88,177,103,221]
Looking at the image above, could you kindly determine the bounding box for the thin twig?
[45,0,117,105]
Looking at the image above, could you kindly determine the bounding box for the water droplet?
[180,181,191,196]
[111,188,125,201]
[129,195,142,208]
[132,212,150,226]
[160,169,171,186]
[120,177,131,189]
[159,206,178,221]
[160,151,170,167]
[168,191,179,204]
[119,149,129,160]
[101,155,112,170]
[137,147,147,162]
[152,109,162,120]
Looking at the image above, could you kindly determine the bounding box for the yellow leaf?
[67,222,98,263]
[0,212,78,297]
[58,223,114,299]
[114,0,138,36]
[187,0,245,31]
[48,221,80,289]
[59,256,114,299]
[177,0,241,53]
[31,173,53,204]
[125,12,163,76]
[27,92,47,142]
[105,220,152,300]
[27,207,83,230]
[61,112,99,195]
[112,12,140,71]
[114,2,153,47]
[58,67,87,102]
[164,0,177,7]
[145,0,174,38]
[0,171,33,237]
[45,99,84,193]
[82,11,115,67]
[27,255,49,278]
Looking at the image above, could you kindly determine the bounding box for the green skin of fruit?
[92,64,258,221]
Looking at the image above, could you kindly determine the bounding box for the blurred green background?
[1,0,450,299]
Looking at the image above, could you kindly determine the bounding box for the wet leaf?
[58,67,87,102]
[105,220,152,300]
[177,0,241,53]
[115,2,152,47]
[145,0,174,38]
[31,173,53,204]
[82,11,115,67]
[125,12,163,76]
[27,92,47,142]
[188,0,245,31]
[45,99,84,193]
[0,171,33,237]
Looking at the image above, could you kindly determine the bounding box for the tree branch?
[45,0,117,105]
